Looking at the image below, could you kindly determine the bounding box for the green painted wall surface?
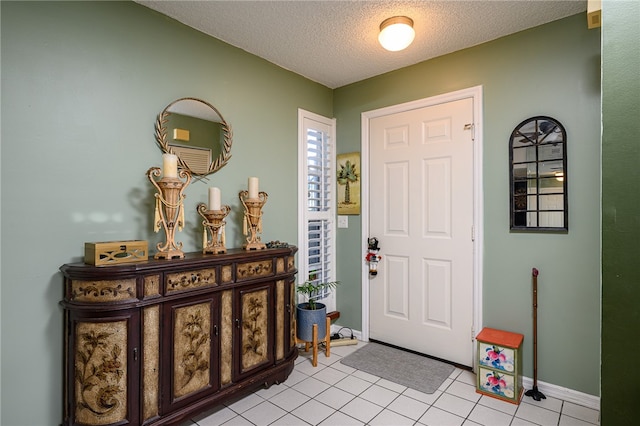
[601,1,640,422]
[333,14,601,395]
[0,2,331,424]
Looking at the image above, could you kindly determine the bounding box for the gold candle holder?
[147,167,192,259]
[239,190,268,250]
[197,203,231,254]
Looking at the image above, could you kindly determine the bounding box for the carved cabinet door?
[234,282,274,381]
[274,278,297,363]
[65,309,140,426]
[162,294,219,413]
[287,278,297,355]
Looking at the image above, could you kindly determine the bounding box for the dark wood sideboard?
[60,247,298,426]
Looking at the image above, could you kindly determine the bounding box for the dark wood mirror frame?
[509,116,568,232]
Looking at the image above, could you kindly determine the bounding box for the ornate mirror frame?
[155,97,232,176]
[509,116,568,232]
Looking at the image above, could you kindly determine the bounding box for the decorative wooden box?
[476,327,524,404]
[84,240,148,266]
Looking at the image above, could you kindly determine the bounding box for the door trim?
[360,86,484,365]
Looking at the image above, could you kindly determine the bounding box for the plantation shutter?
[298,110,336,308]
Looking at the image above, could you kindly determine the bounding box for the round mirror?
[155,97,232,176]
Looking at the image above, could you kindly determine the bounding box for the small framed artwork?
[337,152,361,215]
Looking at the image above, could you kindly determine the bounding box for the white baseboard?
[521,377,600,410]
[330,324,599,410]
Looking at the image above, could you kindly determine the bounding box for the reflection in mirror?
[155,98,232,176]
[510,116,567,232]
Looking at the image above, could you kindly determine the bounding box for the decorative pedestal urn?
[197,203,231,254]
[147,166,191,259]
[239,190,268,251]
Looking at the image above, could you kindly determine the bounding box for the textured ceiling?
[136,0,587,89]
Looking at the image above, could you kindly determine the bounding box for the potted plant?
[296,280,339,342]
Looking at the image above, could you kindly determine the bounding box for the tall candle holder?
[239,190,268,250]
[147,167,192,259]
[197,203,231,254]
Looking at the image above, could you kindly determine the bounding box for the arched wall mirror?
[155,97,232,176]
[509,116,568,232]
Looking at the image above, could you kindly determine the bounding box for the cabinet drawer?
[276,255,295,274]
[166,268,217,293]
[70,278,137,303]
[235,259,273,281]
[478,342,516,373]
[478,366,517,401]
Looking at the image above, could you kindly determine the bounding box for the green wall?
[0,2,331,424]
[601,1,640,423]
[334,13,601,396]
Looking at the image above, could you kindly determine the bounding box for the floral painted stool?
[476,327,524,404]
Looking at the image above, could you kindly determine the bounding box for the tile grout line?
[188,349,600,426]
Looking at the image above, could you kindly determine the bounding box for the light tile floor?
[184,342,600,426]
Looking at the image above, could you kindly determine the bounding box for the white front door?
[368,96,476,367]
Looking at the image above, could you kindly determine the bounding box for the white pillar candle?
[209,187,221,211]
[162,153,178,178]
[248,177,259,199]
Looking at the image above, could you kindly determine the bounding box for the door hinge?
[464,123,475,141]
[471,225,475,242]
[471,326,476,342]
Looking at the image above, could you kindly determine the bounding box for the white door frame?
[360,86,484,362]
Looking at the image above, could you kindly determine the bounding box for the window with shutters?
[298,109,337,311]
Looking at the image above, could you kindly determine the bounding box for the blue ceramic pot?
[296,302,326,342]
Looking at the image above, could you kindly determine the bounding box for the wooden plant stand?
[295,316,331,367]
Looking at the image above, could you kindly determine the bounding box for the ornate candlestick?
[147,167,192,259]
[239,190,268,250]
[197,203,231,254]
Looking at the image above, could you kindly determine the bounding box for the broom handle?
[532,267,539,387]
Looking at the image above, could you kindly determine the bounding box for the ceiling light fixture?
[378,16,415,51]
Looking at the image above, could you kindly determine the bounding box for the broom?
[525,267,546,401]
